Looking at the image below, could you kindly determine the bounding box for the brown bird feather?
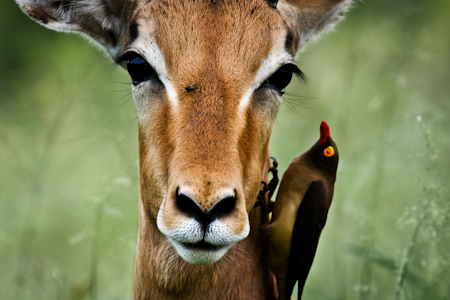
[267,121,339,300]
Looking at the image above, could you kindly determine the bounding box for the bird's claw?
[268,157,279,201]
[254,157,280,225]
[254,181,268,208]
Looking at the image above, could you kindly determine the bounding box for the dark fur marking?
[108,30,117,45]
[185,83,196,91]
[27,4,57,24]
[285,28,295,54]
[129,18,139,41]
[266,0,278,9]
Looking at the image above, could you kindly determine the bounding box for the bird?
[266,120,339,300]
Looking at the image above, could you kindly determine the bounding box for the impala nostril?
[175,188,237,225]
[176,191,203,220]
[209,193,236,221]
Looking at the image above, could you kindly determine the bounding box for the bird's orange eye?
[324,146,335,157]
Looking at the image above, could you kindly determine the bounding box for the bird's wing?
[284,180,332,300]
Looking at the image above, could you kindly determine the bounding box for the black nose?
[176,191,236,226]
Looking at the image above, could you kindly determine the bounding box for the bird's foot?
[254,157,279,225]
[268,156,279,202]
[254,181,269,225]
[254,181,269,208]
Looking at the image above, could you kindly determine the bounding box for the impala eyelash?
[115,51,135,65]
[289,64,307,83]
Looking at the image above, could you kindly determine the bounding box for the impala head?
[17,0,351,265]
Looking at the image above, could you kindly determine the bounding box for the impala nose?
[176,191,236,226]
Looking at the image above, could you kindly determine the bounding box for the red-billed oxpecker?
[267,121,339,300]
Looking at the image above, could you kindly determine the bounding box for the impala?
[16,0,351,299]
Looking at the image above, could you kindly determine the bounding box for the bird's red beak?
[320,120,330,144]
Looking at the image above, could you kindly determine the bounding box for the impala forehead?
[127,0,293,107]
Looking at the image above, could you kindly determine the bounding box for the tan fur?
[15,0,352,299]
[135,3,285,298]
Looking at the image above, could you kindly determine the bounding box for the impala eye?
[263,64,304,93]
[125,54,155,85]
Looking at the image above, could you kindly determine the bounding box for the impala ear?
[15,0,138,59]
[278,0,352,53]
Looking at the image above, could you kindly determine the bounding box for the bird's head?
[307,120,339,179]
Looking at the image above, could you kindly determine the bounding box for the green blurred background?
[1,0,449,299]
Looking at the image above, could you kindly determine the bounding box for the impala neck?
[134,151,276,300]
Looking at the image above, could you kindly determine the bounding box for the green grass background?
[1,0,449,299]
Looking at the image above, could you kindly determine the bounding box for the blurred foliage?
[1,0,449,299]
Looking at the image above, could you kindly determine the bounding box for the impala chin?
[170,239,231,265]
[157,206,251,265]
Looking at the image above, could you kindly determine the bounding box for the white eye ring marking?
[129,38,179,108]
[239,50,294,111]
